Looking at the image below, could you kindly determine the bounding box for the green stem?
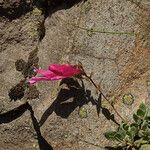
[73,24,136,36]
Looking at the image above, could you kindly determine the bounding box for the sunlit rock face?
[0,0,150,149]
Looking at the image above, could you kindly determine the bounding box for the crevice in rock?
[44,0,86,17]
[36,0,87,41]
[38,19,46,41]
[0,0,33,20]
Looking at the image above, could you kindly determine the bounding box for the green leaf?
[146,107,150,117]
[133,113,141,124]
[122,122,129,131]
[145,129,150,136]
[134,139,148,148]
[138,130,144,137]
[128,126,138,140]
[137,109,145,117]
[104,130,126,142]
[104,131,117,140]
[118,122,129,132]
[130,123,139,128]
[139,144,150,150]
[114,132,125,141]
[139,103,146,113]
[131,126,138,134]
[141,120,149,130]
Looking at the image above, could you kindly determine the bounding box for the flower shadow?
[39,78,119,127]
[97,94,119,126]
[39,78,95,126]
[54,78,93,118]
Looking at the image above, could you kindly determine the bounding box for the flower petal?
[34,67,54,77]
[29,64,81,84]
[49,64,80,76]
[29,76,50,84]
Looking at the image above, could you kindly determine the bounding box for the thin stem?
[79,64,126,122]
[86,74,126,122]
[73,24,136,36]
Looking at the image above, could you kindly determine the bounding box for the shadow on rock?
[0,0,33,20]
[0,102,29,124]
[45,0,87,17]
[0,0,86,20]
[39,77,119,127]
[8,48,39,102]
[39,77,94,126]
[105,146,124,150]
[0,102,53,150]
[97,94,119,126]
[27,104,53,150]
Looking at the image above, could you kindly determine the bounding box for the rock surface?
[0,0,150,150]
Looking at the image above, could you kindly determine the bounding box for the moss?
[122,93,134,105]
[78,106,88,118]
[32,8,42,16]
[26,21,41,38]
[27,10,45,40]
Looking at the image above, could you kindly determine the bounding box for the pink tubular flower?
[29,64,81,84]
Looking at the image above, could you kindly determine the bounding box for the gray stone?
[0,0,150,149]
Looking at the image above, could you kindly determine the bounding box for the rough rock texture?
[0,0,150,150]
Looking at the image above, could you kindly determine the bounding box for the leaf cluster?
[105,103,150,150]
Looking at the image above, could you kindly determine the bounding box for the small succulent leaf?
[131,126,138,133]
[126,131,134,141]
[145,129,150,136]
[118,124,124,130]
[130,123,139,128]
[119,128,126,138]
[139,103,146,113]
[125,134,133,141]
[104,131,117,140]
[134,139,142,148]
[138,130,145,137]
[133,113,141,124]
[141,120,149,130]
[137,109,145,117]
[134,139,148,148]
[121,122,129,131]
[114,132,125,141]
[146,107,150,117]
[139,144,150,150]
[127,126,138,141]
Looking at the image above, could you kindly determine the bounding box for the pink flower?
[29,64,81,84]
